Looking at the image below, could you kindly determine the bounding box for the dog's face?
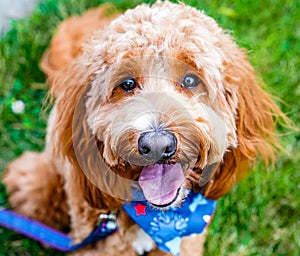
[54,2,279,209]
[85,55,232,207]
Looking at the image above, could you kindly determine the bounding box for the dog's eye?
[182,74,202,89]
[119,78,137,92]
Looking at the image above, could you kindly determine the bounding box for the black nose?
[138,130,177,161]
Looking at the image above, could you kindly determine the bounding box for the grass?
[0,0,299,255]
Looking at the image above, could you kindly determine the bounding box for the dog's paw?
[132,228,155,255]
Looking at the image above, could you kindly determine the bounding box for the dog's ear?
[52,62,126,209]
[51,61,89,162]
[203,49,284,199]
[50,63,108,209]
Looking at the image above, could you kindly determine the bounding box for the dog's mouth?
[138,163,185,207]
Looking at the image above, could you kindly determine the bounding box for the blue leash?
[0,207,117,252]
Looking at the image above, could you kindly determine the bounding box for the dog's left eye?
[119,78,137,92]
[181,74,202,89]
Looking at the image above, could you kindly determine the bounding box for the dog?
[3,1,285,255]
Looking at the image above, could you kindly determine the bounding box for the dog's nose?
[138,130,177,161]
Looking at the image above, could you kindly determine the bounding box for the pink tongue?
[138,163,185,206]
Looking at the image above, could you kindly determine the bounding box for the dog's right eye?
[119,78,137,92]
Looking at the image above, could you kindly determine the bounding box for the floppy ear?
[52,61,131,209]
[50,62,115,209]
[51,61,89,161]
[203,49,284,199]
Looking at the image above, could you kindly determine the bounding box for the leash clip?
[97,211,117,231]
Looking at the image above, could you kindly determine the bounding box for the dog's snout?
[138,130,177,161]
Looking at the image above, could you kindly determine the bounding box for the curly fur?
[3,1,286,255]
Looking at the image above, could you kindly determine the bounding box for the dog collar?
[123,191,216,256]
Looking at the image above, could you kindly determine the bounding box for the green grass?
[0,0,299,255]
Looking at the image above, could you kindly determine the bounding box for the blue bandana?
[123,191,216,256]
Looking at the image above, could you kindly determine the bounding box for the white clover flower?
[11,100,25,114]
